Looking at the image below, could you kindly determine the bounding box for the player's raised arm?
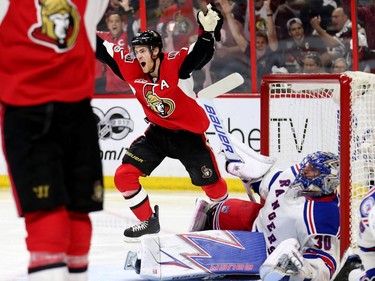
[96,35,125,80]
[179,3,223,78]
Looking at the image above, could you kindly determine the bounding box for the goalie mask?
[292,151,340,197]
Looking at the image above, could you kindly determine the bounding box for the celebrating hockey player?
[0,1,107,280]
[96,3,228,240]
[125,142,341,280]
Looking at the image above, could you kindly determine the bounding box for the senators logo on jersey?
[29,0,80,52]
[143,84,175,118]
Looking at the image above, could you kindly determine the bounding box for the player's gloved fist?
[197,3,223,41]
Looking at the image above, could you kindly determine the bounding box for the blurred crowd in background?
[95,0,375,94]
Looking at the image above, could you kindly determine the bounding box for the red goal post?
[260,72,375,258]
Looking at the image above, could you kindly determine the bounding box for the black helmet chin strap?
[149,59,157,74]
[148,46,158,74]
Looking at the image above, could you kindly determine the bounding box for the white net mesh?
[347,71,375,248]
[262,71,375,250]
[267,80,340,169]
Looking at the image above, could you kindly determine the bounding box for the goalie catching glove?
[197,3,223,41]
[225,135,276,184]
[259,238,315,281]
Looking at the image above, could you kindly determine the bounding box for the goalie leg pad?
[139,230,266,280]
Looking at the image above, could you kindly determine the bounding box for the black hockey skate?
[124,205,160,240]
[332,248,364,281]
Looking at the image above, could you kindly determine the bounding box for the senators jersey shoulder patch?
[113,45,124,53]
[167,51,179,59]
[125,53,135,63]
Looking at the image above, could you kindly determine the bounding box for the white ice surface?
[0,189,249,281]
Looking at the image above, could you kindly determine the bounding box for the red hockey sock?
[202,178,228,201]
[25,206,70,271]
[114,163,152,221]
[66,211,91,272]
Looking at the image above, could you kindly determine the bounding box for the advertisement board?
[0,97,260,187]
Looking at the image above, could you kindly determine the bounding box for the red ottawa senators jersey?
[0,0,108,106]
[109,45,210,134]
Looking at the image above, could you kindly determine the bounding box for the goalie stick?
[197,73,257,202]
[198,72,245,100]
[197,72,244,162]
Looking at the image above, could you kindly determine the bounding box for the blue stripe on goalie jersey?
[266,171,282,192]
[252,164,300,197]
[304,248,337,279]
[359,245,375,252]
[366,268,375,279]
[303,197,340,236]
[266,164,299,192]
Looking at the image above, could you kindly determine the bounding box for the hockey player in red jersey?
[96,3,227,239]
[0,1,107,280]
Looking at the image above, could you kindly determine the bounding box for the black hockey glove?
[210,3,223,41]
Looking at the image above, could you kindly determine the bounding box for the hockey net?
[260,71,375,257]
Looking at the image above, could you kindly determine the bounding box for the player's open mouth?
[141,62,146,67]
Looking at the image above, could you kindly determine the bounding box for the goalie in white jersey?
[127,146,341,280]
[190,150,341,281]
